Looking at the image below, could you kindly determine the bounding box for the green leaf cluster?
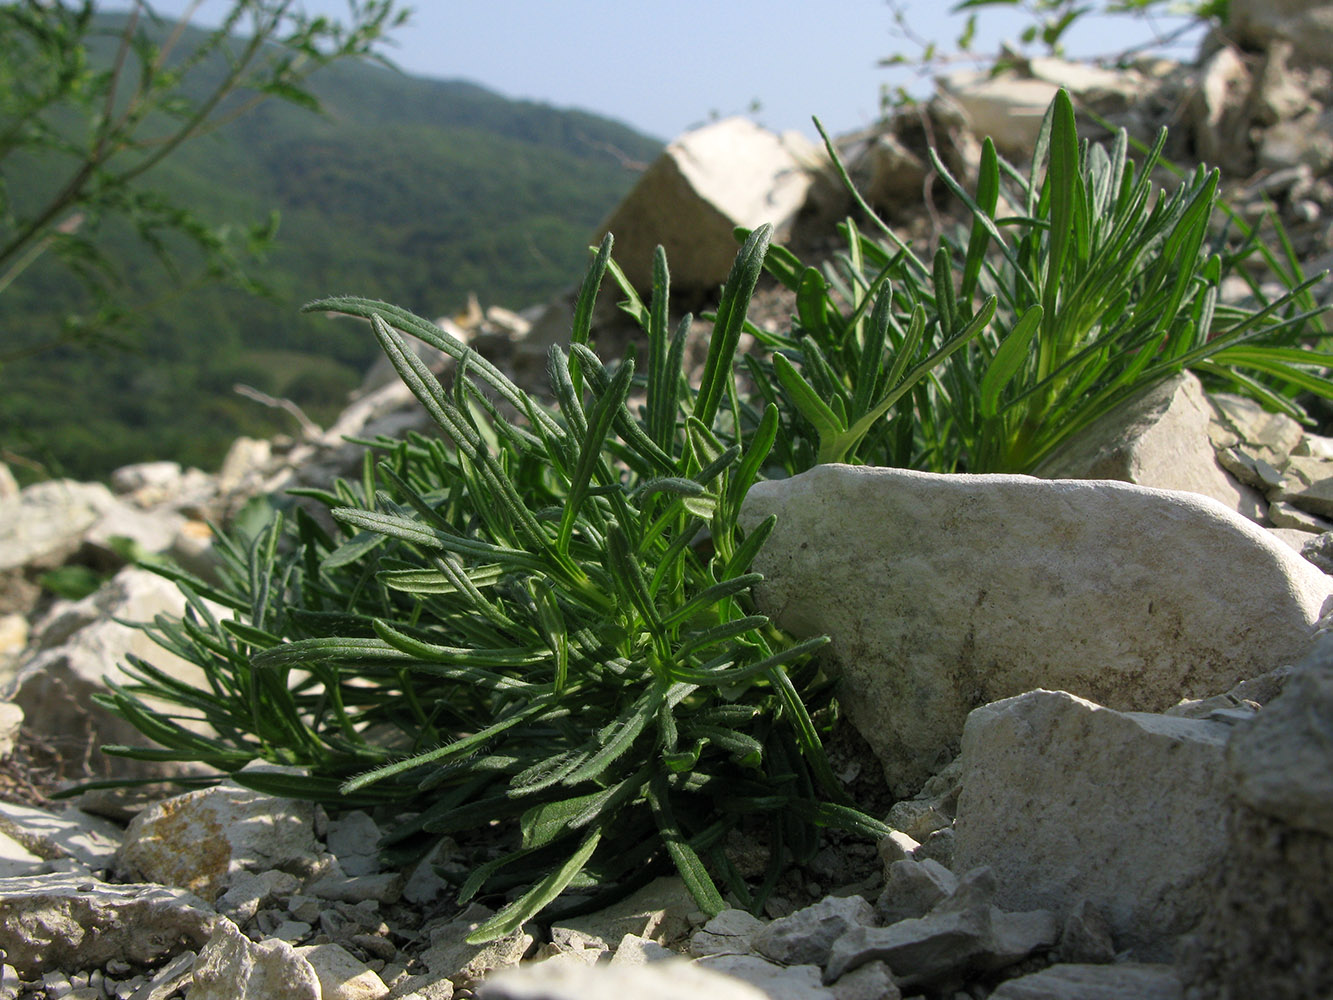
[93,228,902,940]
[752,91,1329,474]
[91,88,1329,941]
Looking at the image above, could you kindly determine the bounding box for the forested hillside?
[1,17,661,482]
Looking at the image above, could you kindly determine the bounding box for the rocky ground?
[2,2,1333,998]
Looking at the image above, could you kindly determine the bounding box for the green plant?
[0,0,407,364]
[91,228,954,941]
[754,90,1330,474]
[90,85,1329,945]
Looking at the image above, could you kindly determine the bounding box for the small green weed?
[93,229,930,940]
[755,90,1330,474]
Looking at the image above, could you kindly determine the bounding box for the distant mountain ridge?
[1,15,662,481]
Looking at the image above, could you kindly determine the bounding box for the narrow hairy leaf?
[466,828,603,944]
[648,777,725,917]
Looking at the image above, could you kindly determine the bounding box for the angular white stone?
[325,809,383,876]
[0,830,43,877]
[689,907,767,957]
[0,480,117,572]
[0,701,21,759]
[422,902,534,988]
[11,566,216,787]
[608,933,674,966]
[953,690,1232,959]
[594,118,817,293]
[110,461,184,496]
[936,72,1059,154]
[0,801,122,871]
[555,876,697,946]
[751,894,874,967]
[479,958,769,1000]
[296,942,389,1000]
[876,859,957,926]
[190,919,320,1000]
[740,464,1331,793]
[988,962,1182,999]
[694,955,835,1000]
[1227,635,1333,837]
[115,781,318,903]
[829,960,902,1000]
[1037,373,1266,522]
[0,874,215,978]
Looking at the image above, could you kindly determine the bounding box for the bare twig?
[234,383,324,440]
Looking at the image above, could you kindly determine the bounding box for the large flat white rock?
[740,464,1332,793]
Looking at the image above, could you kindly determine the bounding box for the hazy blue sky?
[130,1,1201,142]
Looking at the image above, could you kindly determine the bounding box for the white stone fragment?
[740,464,1331,794]
[953,690,1232,959]
[189,919,320,1000]
[988,962,1182,999]
[0,874,215,978]
[695,954,835,1000]
[479,958,769,1000]
[115,781,318,903]
[751,894,874,967]
[594,118,817,293]
[296,942,389,1000]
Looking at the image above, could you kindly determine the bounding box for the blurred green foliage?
[1,8,659,483]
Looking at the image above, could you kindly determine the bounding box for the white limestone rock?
[10,566,215,788]
[189,918,320,1000]
[689,907,768,958]
[936,71,1059,154]
[1054,900,1116,965]
[608,933,674,966]
[1211,392,1305,469]
[306,870,403,904]
[114,781,319,903]
[0,801,121,872]
[109,460,185,497]
[875,858,958,926]
[988,962,1182,999]
[295,941,389,1000]
[0,873,215,978]
[1037,373,1267,522]
[952,690,1233,959]
[825,868,1056,989]
[325,809,384,876]
[0,701,21,759]
[1273,454,1333,518]
[740,464,1332,794]
[478,958,768,1000]
[0,479,118,573]
[554,875,698,946]
[829,960,902,1000]
[1227,634,1333,837]
[0,830,44,877]
[402,837,454,905]
[750,893,874,968]
[594,118,817,294]
[695,954,835,1000]
[216,869,301,925]
[1190,45,1250,171]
